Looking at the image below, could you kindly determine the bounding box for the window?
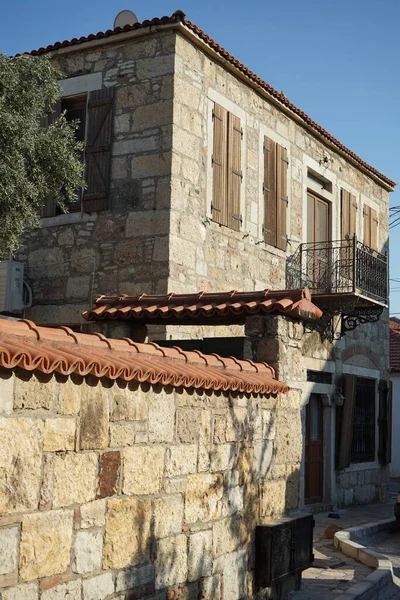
[341,189,357,241]
[307,193,329,244]
[211,103,243,231]
[41,88,114,218]
[263,137,288,250]
[363,204,379,250]
[351,377,376,463]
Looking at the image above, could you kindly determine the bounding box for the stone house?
[389,318,399,476]
[12,10,394,512]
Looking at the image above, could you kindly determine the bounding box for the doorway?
[305,394,324,504]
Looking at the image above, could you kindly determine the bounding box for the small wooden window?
[307,193,329,244]
[211,103,243,231]
[263,137,288,250]
[363,204,379,250]
[341,189,357,241]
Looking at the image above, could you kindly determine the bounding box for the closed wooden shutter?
[378,379,392,465]
[371,208,378,250]
[83,88,114,213]
[212,103,228,226]
[337,374,356,470]
[227,113,242,231]
[363,205,371,247]
[40,100,62,218]
[263,136,277,246]
[276,144,288,251]
[341,189,357,240]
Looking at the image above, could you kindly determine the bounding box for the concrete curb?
[333,518,397,599]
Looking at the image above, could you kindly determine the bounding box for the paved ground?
[289,487,400,600]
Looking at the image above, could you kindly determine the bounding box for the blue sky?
[2,0,399,312]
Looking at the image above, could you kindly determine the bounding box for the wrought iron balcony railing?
[286,236,388,306]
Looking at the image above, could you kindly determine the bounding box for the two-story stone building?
[14,10,394,514]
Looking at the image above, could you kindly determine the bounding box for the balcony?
[286,237,388,337]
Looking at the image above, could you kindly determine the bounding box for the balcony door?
[307,193,330,292]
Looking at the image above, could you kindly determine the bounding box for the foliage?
[0,53,83,255]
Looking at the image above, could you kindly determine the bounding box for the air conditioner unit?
[0,260,32,313]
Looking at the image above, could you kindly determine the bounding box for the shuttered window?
[341,189,357,241]
[378,379,392,465]
[263,137,288,251]
[363,204,379,250]
[212,103,242,231]
[40,87,114,218]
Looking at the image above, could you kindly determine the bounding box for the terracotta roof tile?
[82,288,323,324]
[390,318,400,372]
[0,318,288,395]
[23,10,395,189]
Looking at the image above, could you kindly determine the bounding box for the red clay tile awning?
[0,318,289,395]
[82,288,323,325]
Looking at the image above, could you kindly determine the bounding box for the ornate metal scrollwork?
[341,306,384,336]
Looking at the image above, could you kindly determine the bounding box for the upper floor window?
[263,136,288,251]
[340,188,357,241]
[41,88,114,218]
[363,204,379,250]
[211,103,243,231]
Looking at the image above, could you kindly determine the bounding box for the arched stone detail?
[341,344,380,369]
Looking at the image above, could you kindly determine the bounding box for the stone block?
[165,445,198,477]
[210,444,237,473]
[225,408,248,442]
[0,526,19,575]
[263,410,276,439]
[131,101,172,132]
[14,372,57,411]
[126,210,170,239]
[221,486,244,518]
[153,495,184,539]
[79,383,109,450]
[2,582,39,600]
[80,499,106,529]
[123,446,165,495]
[136,55,174,80]
[82,573,114,600]
[58,379,81,415]
[116,564,154,593]
[110,387,147,421]
[212,517,241,557]
[19,510,73,581]
[41,579,81,600]
[53,452,97,508]
[66,276,91,300]
[199,575,221,600]
[0,374,14,415]
[187,530,212,581]
[260,480,286,517]
[185,473,223,524]
[103,497,151,570]
[97,451,121,498]
[212,550,247,600]
[74,529,103,574]
[131,153,171,179]
[109,422,136,447]
[254,441,274,479]
[148,390,175,443]
[0,417,43,515]
[43,418,76,452]
[154,534,188,589]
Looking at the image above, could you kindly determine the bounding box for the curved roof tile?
[82,288,323,323]
[0,318,288,395]
[23,10,395,189]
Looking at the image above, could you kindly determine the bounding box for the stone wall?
[245,314,390,509]
[17,31,177,326]
[0,368,300,600]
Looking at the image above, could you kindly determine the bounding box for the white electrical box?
[0,260,32,313]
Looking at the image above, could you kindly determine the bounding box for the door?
[307,193,330,292]
[305,394,324,504]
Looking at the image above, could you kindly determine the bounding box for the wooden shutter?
[371,208,378,250]
[276,144,288,251]
[263,136,277,246]
[340,189,357,240]
[40,100,62,218]
[227,113,242,231]
[337,374,356,470]
[82,88,114,213]
[363,205,371,247]
[378,379,392,465]
[212,103,228,226]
